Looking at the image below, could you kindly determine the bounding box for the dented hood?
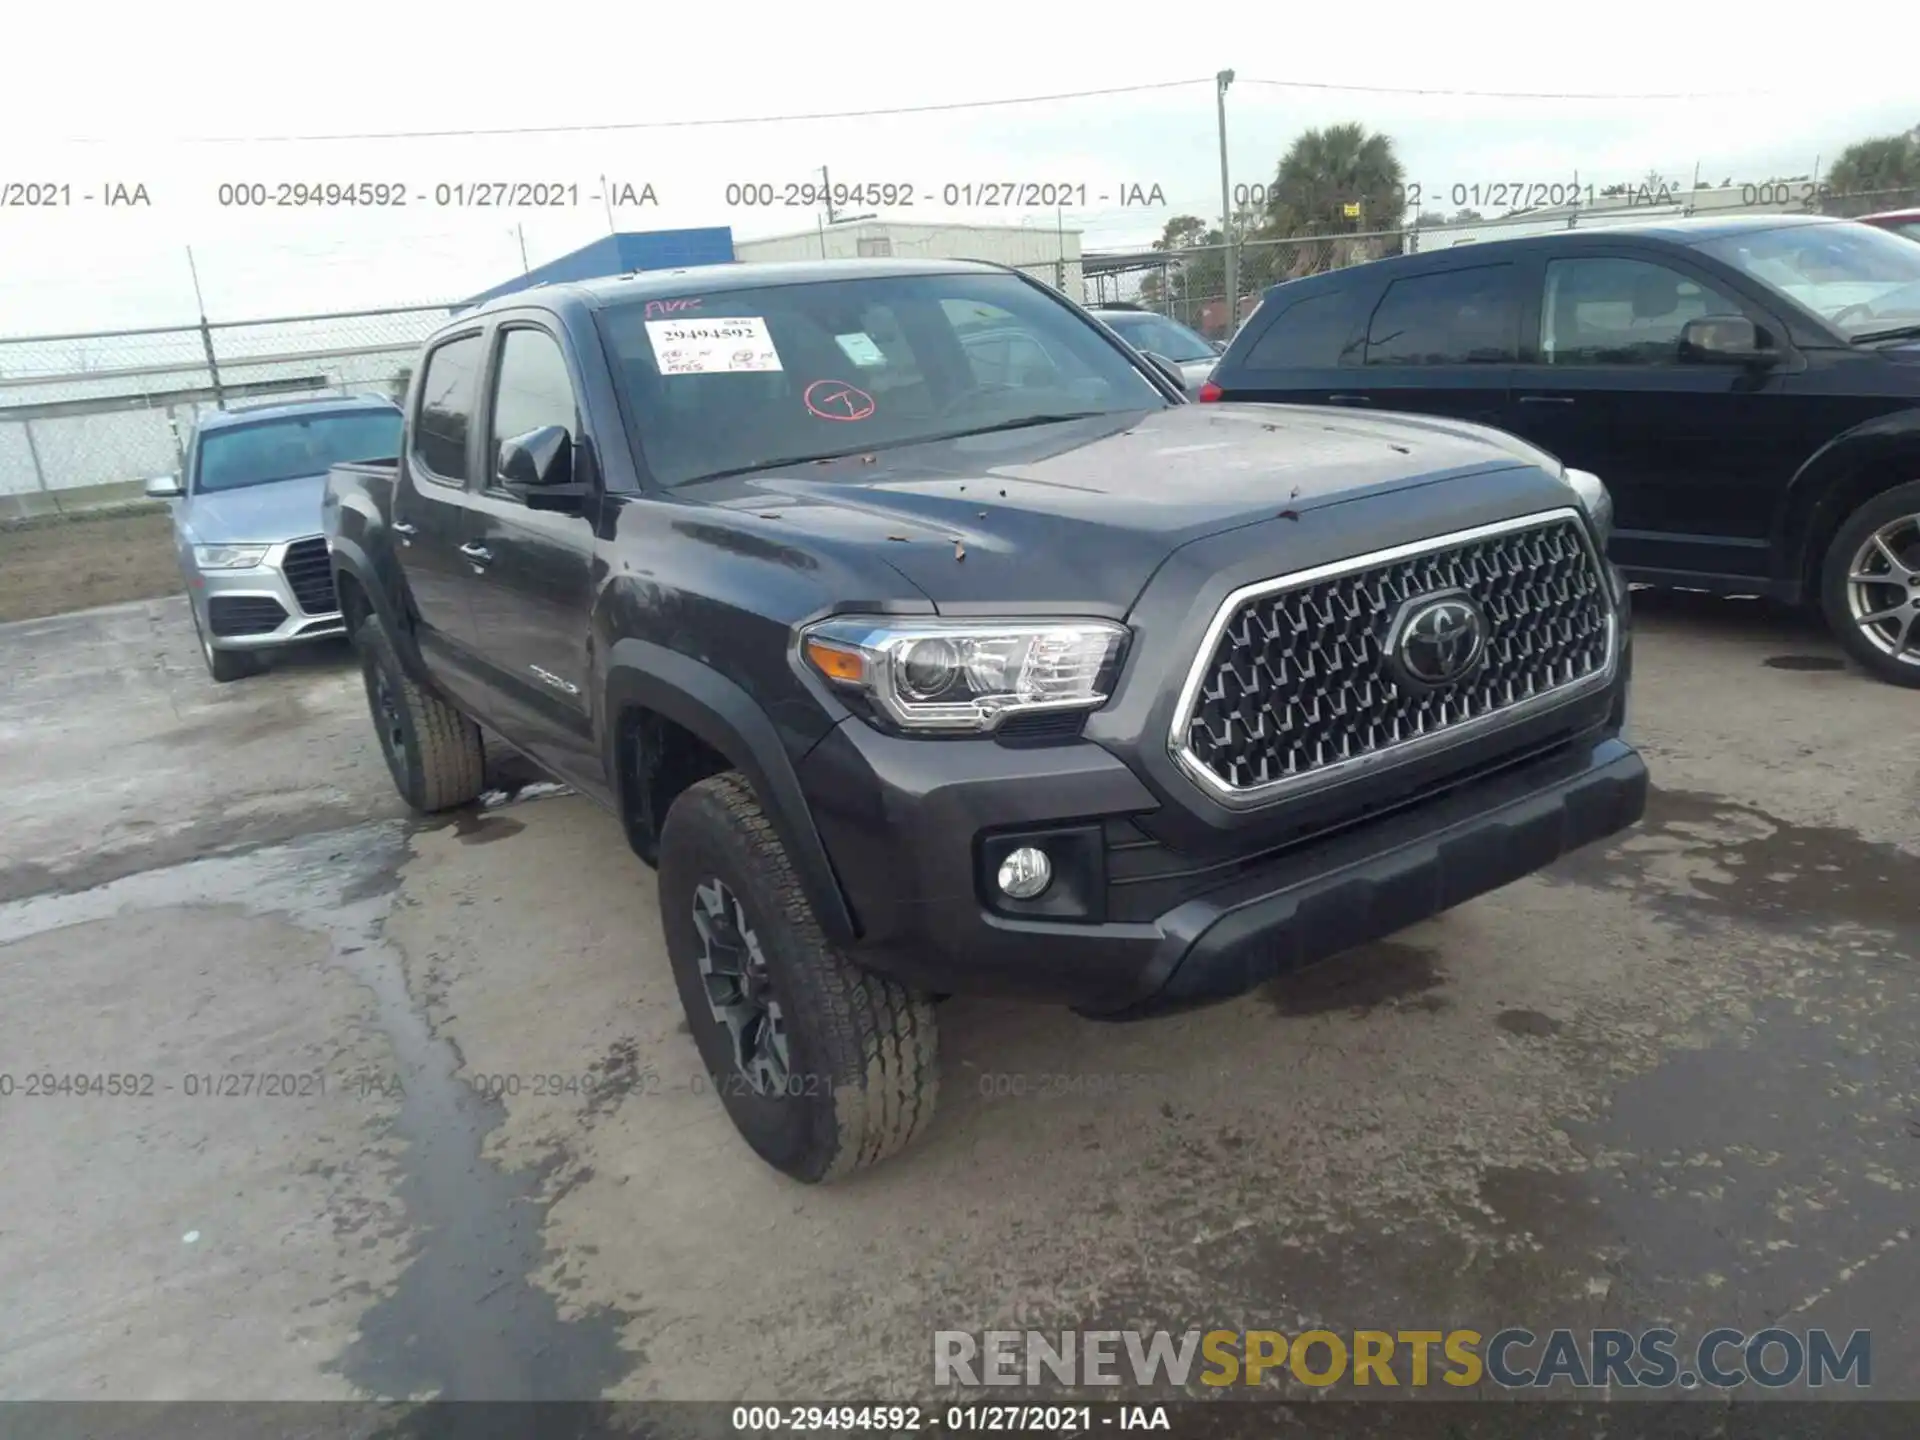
[689,404,1544,614]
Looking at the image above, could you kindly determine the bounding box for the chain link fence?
[1092,182,1920,338]
[0,306,451,518]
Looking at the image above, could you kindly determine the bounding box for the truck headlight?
[193,544,270,570]
[800,617,1129,735]
[1563,468,1613,547]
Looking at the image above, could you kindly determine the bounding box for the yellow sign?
[1342,202,1362,218]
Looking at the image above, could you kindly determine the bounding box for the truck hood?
[691,404,1545,613]
[183,472,329,544]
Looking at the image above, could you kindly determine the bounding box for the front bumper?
[800,710,1647,1020]
[191,537,343,650]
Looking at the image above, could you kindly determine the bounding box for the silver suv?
[145,396,403,682]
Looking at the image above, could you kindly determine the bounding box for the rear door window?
[1238,289,1365,368]
[1363,265,1520,365]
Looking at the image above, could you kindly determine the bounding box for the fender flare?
[1772,408,1920,586]
[328,535,429,679]
[602,638,858,946]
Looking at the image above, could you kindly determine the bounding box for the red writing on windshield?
[644,297,705,319]
[804,380,876,422]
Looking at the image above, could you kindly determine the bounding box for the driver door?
[1502,248,1810,582]
[462,319,604,791]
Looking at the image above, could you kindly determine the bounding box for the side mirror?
[144,473,183,499]
[1679,314,1775,366]
[496,426,587,510]
[1140,351,1188,392]
[1212,339,1228,354]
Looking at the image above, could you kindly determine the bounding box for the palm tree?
[1260,123,1407,240]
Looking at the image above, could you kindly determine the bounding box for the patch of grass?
[0,507,182,623]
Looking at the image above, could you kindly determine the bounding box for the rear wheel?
[1821,481,1920,688]
[658,771,938,1182]
[192,603,261,683]
[353,611,485,811]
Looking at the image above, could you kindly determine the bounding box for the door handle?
[1518,395,1576,405]
[1326,394,1372,405]
[459,541,492,569]
[391,520,417,545]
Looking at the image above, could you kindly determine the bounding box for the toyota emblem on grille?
[1387,589,1488,689]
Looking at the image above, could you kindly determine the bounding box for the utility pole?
[516,223,532,274]
[820,165,839,225]
[185,246,226,410]
[1215,69,1236,338]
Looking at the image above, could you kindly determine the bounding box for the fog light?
[996,846,1052,900]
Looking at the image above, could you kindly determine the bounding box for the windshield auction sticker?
[644,316,782,374]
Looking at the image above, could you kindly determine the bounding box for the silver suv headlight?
[800,617,1129,735]
[1563,468,1613,547]
[193,543,270,570]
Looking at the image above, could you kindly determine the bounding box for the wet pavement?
[0,590,1915,1411]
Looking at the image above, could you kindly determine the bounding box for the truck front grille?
[281,537,336,616]
[1172,510,1614,804]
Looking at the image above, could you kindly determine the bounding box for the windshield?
[594,272,1167,487]
[1100,312,1217,362]
[1879,219,1920,244]
[1692,222,1920,339]
[193,409,403,493]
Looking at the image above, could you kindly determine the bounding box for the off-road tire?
[354,611,486,811]
[192,604,262,683]
[1820,479,1920,689]
[658,771,938,1182]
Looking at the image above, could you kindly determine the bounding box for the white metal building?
[730,220,1085,302]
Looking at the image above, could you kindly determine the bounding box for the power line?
[93,79,1217,145]
[55,70,1754,146]
[1238,75,1759,101]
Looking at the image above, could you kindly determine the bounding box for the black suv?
[327,259,1645,1181]
[1206,215,1920,685]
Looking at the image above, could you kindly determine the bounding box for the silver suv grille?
[1170,509,1616,806]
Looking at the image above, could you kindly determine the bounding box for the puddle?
[449,811,525,845]
[1550,786,1920,936]
[1763,654,1845,672]
[1494,1007,1563,1038]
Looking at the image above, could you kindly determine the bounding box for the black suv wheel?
[353,611,486,810]
[1822,480,1920,688]
[658,772,938,1182]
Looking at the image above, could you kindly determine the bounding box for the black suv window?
[1240,289,1363,368]
[415,333,484,482]
[489,328,579,468]
[1364,265,1518,365]
[1541,257,1743,365]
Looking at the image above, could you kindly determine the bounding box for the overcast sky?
[2,0,1911,336]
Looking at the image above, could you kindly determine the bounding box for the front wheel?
[191,603,261,683]
[1821,481,1920,688]
[353,611,486,811]
[657,772,938,1182]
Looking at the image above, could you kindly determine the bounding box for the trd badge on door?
[529,665,580,696]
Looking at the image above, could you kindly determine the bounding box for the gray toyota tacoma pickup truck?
[324,258,1648,1182]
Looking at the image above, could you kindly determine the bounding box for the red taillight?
[1198,380,1223,403]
